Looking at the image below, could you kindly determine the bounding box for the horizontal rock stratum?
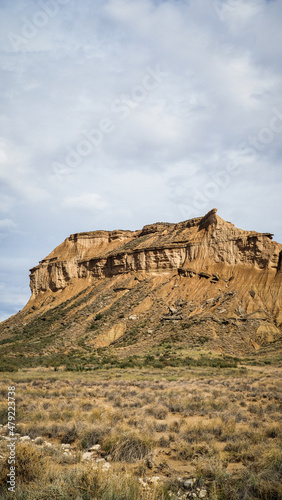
[29,208,281,293]
[1,209,282,359]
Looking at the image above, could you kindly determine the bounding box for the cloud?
[0,218,16,230]
[0,194,14,213]
[62,193,110,211]
[0,218,18,241]
[0,283,30,322]
[0,0,281,320]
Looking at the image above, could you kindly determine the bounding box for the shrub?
[80,426,108,450]
[95,313,103,321]
[0,359,18,372]
[15,443,45,484]
[103,431,152,463]
[145,404,168,420]
[0,406,7,425]
[264,425,281,439]
[61,425,78,444]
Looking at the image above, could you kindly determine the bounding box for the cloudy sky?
[0,0,282,321]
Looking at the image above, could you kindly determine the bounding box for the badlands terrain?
[0,208,282,370]
[0,209,281,499]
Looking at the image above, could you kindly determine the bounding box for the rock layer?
[29,209,281,295]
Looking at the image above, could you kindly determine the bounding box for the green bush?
[95,313,103,321]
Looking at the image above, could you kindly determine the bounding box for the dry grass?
[0,364,281,499]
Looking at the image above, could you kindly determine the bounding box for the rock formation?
[1,209,282,360]
[29,208,280,293]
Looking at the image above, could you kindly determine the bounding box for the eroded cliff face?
[1,209,282,359]
[29,209,281,295]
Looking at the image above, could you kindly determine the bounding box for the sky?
[0,0,282,321]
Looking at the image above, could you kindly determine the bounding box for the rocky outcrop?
[29,209,282,295]
[1,209,282,359]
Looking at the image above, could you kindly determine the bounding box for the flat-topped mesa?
[29,210,282,297]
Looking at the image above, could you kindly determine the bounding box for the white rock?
[34,437,44,445]
[88,444,101,452]
[82,452,94,461]
[138,478,147,488]
[199,490,207,498]
[92,461,111,472]
[183,478,196,489]
[19,436,31,442]
[150,476,160,484]
[128,315,138,320]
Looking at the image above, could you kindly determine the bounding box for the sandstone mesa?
[1,209,282,357]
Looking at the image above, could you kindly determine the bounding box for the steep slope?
[1,209,282,368]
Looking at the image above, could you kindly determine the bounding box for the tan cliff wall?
[29,209,282,296]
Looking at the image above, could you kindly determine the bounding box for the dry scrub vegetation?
[0,364,281,499]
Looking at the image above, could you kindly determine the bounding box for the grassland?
[0,362,281,499]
